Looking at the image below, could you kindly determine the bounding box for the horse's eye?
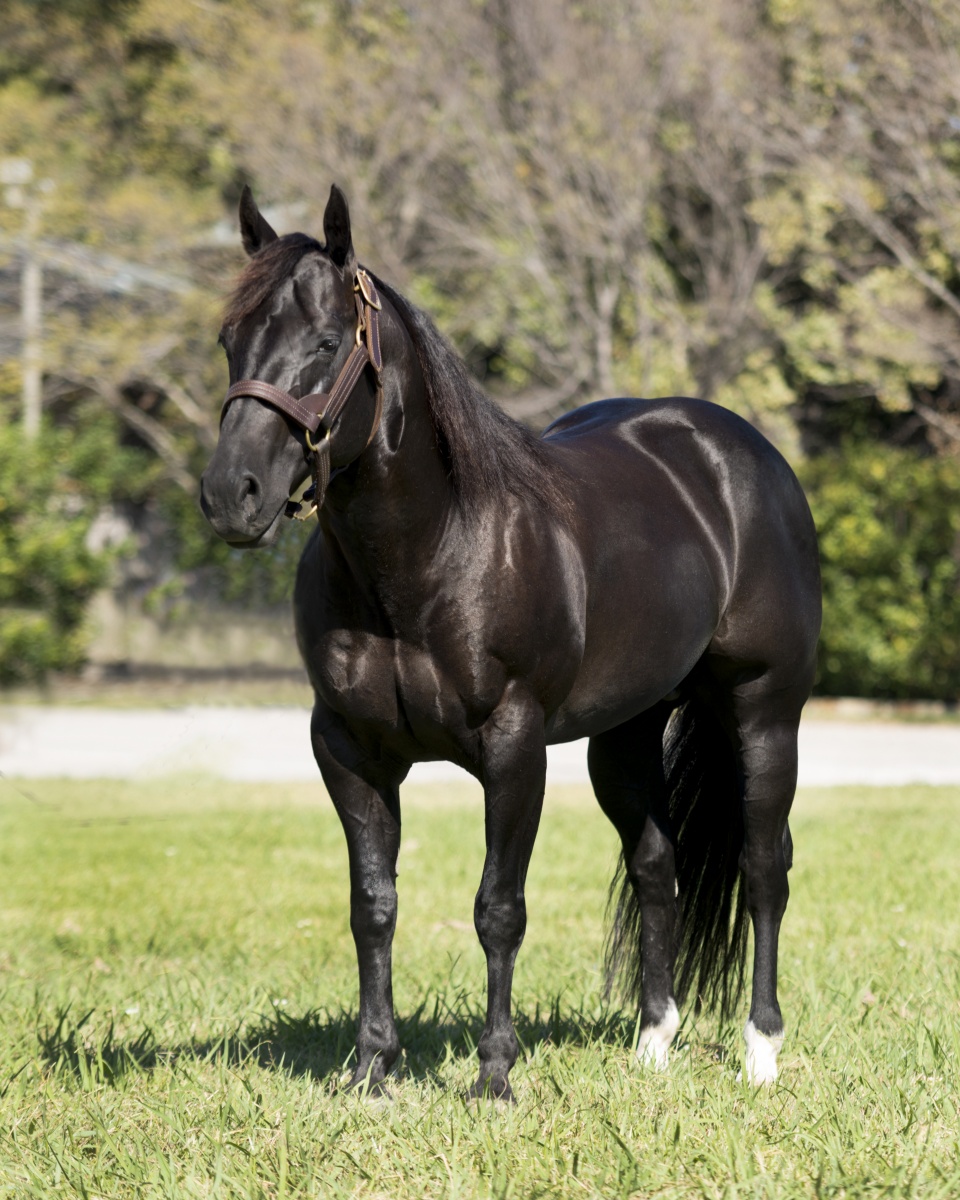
[317,337,340,356]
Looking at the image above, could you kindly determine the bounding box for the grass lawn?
[0,776,957,1198]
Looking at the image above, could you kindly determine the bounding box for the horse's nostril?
[239,472,262,522]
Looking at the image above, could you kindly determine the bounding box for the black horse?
[200,185,821,1100]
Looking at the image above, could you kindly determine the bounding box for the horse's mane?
[369,274,569,518]
[223,234,323,327]
[224,235,569,518]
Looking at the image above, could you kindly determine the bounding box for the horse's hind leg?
[724,682,803,1084]
[589,705,679,1068]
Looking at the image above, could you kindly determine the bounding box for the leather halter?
[220,267,384,520]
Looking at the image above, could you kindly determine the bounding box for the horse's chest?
[313,630,457,738]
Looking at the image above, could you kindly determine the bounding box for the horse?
[200,184,822,1100]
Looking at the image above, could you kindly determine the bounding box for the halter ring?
[305,425,331,454]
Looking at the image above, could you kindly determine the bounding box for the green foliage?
[0,416,149,683]
[0,779,958,1195]
[4,0,960,699]
[801,444,960,700]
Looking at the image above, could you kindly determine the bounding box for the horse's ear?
[323,184,355,270]
[238,185,279,256]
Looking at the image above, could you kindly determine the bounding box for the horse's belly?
[547,550,720,741]
[547,657,699,742]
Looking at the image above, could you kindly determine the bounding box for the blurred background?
[2,0,960,703]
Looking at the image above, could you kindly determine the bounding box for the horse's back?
[544,396,818,595]
[545,396,804,515]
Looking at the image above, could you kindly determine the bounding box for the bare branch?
[147,374,218,451]
[841,188,960,326]
[914,401,960,445]
[75,378,199,494]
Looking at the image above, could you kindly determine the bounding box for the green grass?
[0,777,958,1198]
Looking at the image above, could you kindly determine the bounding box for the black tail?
[604,698,749,1021]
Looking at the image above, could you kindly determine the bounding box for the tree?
[750,0,960,451]
[4,0,960,697]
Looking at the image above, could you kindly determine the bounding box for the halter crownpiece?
[220,267,384,520]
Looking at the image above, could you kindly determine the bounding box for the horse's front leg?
[311,706,403,1092]
[469,685,547,1102]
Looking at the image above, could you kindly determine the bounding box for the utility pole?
[1,158,51,439]
[0,162,193,443]
[21,186,42,439]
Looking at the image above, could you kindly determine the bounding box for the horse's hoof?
[466,1076,514,1106]
[345,1071,393,1101]
[743,1020,783,1085]
[636,1000,680,1071]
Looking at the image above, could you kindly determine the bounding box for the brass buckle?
[355,269,382,311]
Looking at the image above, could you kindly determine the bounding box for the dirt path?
[1,706,958,786]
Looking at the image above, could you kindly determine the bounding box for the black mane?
[224,234,568,517]
[370,275,570,518]
[223,234,322,327]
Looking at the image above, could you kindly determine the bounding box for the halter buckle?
[355,269,382,311]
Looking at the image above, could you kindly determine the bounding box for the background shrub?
[0,418,147,683]
[800,444,960,701]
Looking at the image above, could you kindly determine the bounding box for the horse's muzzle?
[200,465,281,547]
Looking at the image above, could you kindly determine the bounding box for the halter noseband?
[220,267,384,521]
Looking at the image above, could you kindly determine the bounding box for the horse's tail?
[604,698,748,1021]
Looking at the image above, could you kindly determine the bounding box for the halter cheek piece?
[220,268,384,521]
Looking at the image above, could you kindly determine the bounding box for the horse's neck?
[321,302,457,570]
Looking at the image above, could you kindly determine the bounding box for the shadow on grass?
[35,995,645,1089]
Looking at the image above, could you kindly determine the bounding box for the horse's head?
[200,185,383,546]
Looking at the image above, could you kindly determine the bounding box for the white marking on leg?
[636,1000,680,1070]
[743,1020,783,1085]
